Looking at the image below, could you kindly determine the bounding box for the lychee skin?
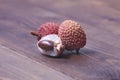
[58,20,86,51]
[31,22,59,40]
[38,22,58,37]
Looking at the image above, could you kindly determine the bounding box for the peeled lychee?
[37,34,64,57]
[31,22,59,40]
[58,20,86,53]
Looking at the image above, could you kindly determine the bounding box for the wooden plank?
[0,0,120,80]
[0,45,74,80]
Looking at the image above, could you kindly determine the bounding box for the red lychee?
[58,20,86,53]
[31,22,59,40]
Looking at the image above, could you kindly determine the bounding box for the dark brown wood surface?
[0,0,120,80]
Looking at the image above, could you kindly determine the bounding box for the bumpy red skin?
[38,22,58,37]
[58,20,86,50]
[31,22,59,40]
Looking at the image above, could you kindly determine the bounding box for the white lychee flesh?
[37,34,64,57]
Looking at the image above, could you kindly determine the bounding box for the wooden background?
[0,0,120,80]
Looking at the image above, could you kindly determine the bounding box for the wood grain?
[0,45,73,80]
[0,0,120,80]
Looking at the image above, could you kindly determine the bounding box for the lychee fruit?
[58,20,86,53]
[31,22,59,40]
[37,34,64,57]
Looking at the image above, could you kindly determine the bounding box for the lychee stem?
[76,49,80,54]
[30,31,40,37]
[30,31,41,40]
